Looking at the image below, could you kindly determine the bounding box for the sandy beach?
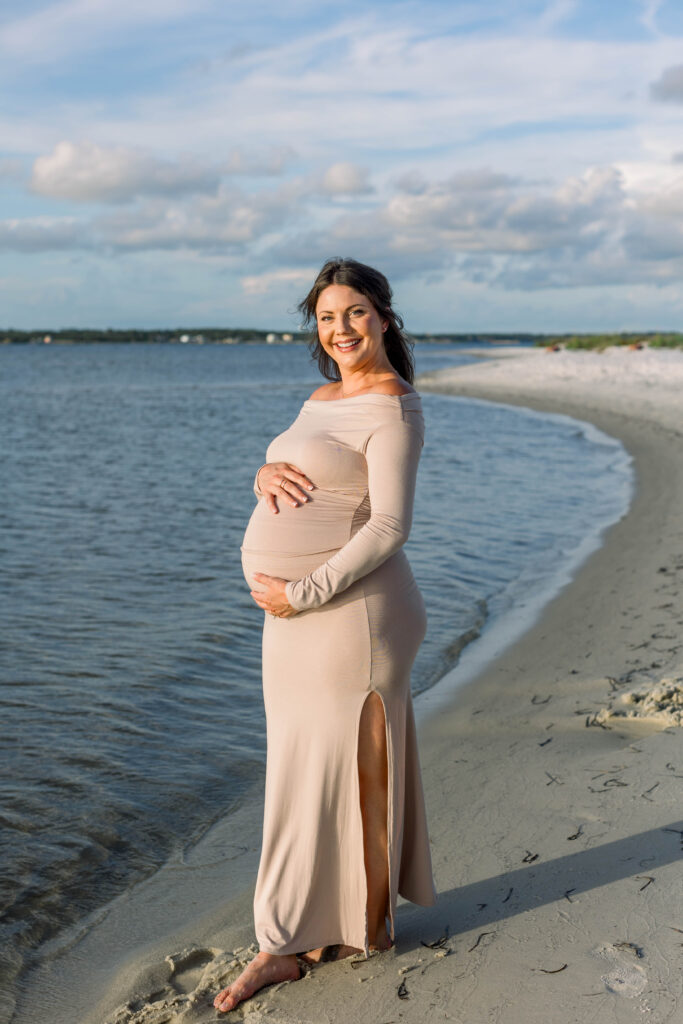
[13,346,683,1024]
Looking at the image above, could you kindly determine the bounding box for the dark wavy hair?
[297,257,415,384]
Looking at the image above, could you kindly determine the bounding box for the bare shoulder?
[308,382,342,401]
[373,376,417,397]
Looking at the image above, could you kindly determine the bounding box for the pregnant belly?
[241,546,340,590]
[241,497,353,588]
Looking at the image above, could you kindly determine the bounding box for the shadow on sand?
[399,821,683,949]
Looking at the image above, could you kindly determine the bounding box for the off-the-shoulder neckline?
[304,391,420,405]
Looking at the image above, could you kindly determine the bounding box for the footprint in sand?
[165,947,221,997]
[106,946,248,1023]
[595,942,647,998]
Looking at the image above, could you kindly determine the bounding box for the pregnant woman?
[214,257,436,1014]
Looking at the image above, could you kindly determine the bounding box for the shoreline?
[12,349,683,1023]
[414,394,633,724]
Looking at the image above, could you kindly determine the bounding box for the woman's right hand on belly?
[257,462,315,514]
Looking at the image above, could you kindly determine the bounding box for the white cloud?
[8,156,683,301]
[4,158,679,296]
[258,162,683,293]
[320,163,372,196]
[650,63,683,102]
[96,196,262,251]
[92,176,308,251]
[31,141,221,203]
[240,268,316,295]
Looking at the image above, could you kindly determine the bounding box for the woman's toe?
[213,987,229,1008]
[216,984,242,1012]
[219,989,241,1012]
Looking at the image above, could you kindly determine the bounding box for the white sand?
[12,347,683,1024]
[431,344,683,433]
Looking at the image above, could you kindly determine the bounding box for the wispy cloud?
[640,0,664,35]
[240,268,316,296]
[0,0,205,62]
[534,0,578,35]
[2,0,683,328]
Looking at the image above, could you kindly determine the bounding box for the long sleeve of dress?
[253,465,267,498]
[284,420,423,611]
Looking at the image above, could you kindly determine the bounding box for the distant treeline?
[0,327,305,344]
[0,329,573,346]
[1,327,544,345]
[539,332,683,350]
[1,328,682,348]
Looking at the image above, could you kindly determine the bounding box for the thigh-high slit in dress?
[240,392,436,957]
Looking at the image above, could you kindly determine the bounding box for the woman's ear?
[382,321,388,332]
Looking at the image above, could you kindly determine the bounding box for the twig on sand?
[636,875,655,891]
[585,713,611,730]
[468,932,494,953]
[531,694,552,705]
[564,889,576,902]
[522,850,539,863]
[397,979,409,1000]
[567,825,584,840]
[420,927,450,949]
[536,963,568,974]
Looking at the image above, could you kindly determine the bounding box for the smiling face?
[315,284,391,376]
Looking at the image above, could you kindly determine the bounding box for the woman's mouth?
[335,338,361,352]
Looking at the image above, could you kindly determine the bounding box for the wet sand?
[13,347,683,1024]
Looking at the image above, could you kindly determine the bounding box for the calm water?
[0,341,632,1000]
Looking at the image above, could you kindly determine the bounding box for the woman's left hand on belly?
[250,572,298,619]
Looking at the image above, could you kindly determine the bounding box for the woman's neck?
[338,369,399,398]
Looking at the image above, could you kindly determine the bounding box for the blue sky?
[2,0,683,331]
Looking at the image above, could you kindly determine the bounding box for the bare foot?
[372,915,395,951]
[370,931,393,952]
[213,951,300,1013]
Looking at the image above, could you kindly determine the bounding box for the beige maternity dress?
[241,392,436,957]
